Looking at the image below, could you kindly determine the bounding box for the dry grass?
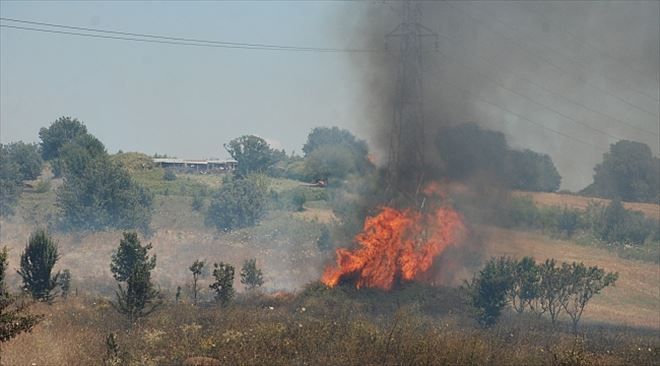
[513,191,660,220]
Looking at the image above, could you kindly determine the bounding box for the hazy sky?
[1,1,658,190]
[1,1,366,157]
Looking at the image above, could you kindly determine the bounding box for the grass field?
[513,190,660,220]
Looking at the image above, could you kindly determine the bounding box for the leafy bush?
[3,142,43,181]
[57,156,153,233]
[240,259,264,290]
[0,144,23,216]
[34,179,52,193]
[205,176,268,231]
[163,170,177,181]
[463,257,513,327]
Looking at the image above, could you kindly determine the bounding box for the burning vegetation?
[322,183,467,290]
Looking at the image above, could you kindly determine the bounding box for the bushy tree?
[561,262,618,333]
[57,157,153,232]
[1,247,42,343]
[17,230,60,302]
[110,232,160,322]
[240,259,264,290]
[205,176,268,231]
[39,117,88,161]
[0,145,23,216]
[51,133,106,177]
[3,142,43,181]
[189,260,205,304]
[509,256,540,314]
[508,149,561,192]
[210,262,235,305]
[224,135,278,176]
[534,259,570,325]
[584,140,659,203]
[464,257,513,327]
[303,145,357,182]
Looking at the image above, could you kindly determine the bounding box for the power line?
[0,17,380,53]
[443,2,659,119]
[429,22,659,138]
[424,65,605,151]
[474,3,659,103]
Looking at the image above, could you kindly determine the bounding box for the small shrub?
[34,179,51,193]
[18,229,61,302]
[163,170,177,181]
[464,257,513,327]
[240,259,264,290]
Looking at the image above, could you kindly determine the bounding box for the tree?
[302,127,369,160]
[240,259,264,291]
[39,117,88,161]
[464,257,513,327]
[534,259,571,325]
[58,269,71,299]
[1,247,42,343]
[210,262,235,305]
[3,142,43,181]
[51,133,107,177]
[57,156,153,232]
[205,176,268,231]
[508,257,540,314]
[561,263,618,333]
[508,149,561,192]
[189,260,205,304]
[584,140,659,203]
[17,230,60,302]
[0,145,23,216]
[303,145,357,182]
[224,135,278,176]
[110,232,160,322]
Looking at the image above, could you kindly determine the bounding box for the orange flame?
[322,187,467,290]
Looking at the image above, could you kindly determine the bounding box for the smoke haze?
[341,1,659,191]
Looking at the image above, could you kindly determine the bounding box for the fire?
[322,186,467,290]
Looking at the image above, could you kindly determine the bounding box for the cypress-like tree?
[110,232,160,322]
[189,260,205,304]
[240,259,264,291]
[17,230,60,301]
[1,247,42,343]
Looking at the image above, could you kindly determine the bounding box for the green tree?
[509,257,540,314]
[0,145,23,216]
[3,142,43,181]
[240,259,264,291]
[464,257,513,327]
[560,262,618,333]
[52,133,107,177]
[17,230,60,302]
[534,259,571,325]
[205,176,268,231]
[57,157,153,232]
[39,117,88,161]
[210,262,234,305]
[224,135,278,176]
[189,260,205,304]
[110,232,160,322]
[508,149,561,192]
[303,145,357,182]
[1,247,42,343]
[302,127,369,160]
[584,140,659,203]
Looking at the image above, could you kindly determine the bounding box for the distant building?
[153,158,237,174]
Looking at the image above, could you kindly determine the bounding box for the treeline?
[464,256,617,333]
[498,197,660,257]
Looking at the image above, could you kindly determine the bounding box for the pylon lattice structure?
[386,0,437,206]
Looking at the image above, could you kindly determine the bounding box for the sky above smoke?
[1,1,658,190]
